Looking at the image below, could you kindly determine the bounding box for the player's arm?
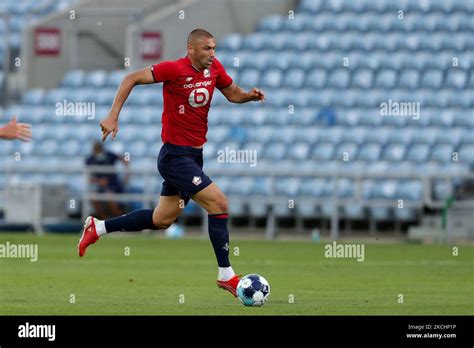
[100,67,156,141]
[0,116,31,141]
[220,82,265,104]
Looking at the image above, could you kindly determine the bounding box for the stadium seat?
[310,142,335,161]
[429,143,455,163]
[357,143,382,162]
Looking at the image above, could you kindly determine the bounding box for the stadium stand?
[1,0,473,231]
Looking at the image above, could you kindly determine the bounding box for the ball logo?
[188,88,209,107]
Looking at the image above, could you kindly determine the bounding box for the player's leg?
[191,182,228,214]
[157,143,239,295]
[78,194,183,257]
[192,183,240,295]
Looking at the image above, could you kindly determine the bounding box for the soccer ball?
[236,274,270,307]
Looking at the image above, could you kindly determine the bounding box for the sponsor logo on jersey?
[183,80,213,88]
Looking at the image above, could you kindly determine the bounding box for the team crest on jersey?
[203,69,210,77]
[192,176,202,186]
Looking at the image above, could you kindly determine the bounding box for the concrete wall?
[23,0,296,89]
[22,0,174,89]
[132,0,296,67]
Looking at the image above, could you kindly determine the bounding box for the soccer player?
[0,116,31,141]
[78,29,265,297]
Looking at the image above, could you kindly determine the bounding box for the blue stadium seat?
[445,70,468,89]
[289,108,316,126]
[274,177,300,197]
[286,142,310,160]
[421,69,444,89]
[283,15,307,32]
[129,140,148,157]
[84,70,107,88]
[335,142,358,161]
[219,33,242,51]
[406,143,430,162]
[299,0,324,14]
[352,69,374,89]
[435,128,464,146]
[270,126,297,143]
[282,68,305,89]
[254,33,283,51]
[340,125,367,144]
[305,68,327,89]
[241,33,268,51]
[237,69,260,89]
[358,143,382,161]
[21,89,46,105]
[458,144,474,164]
[430,143,455,163]
[327,69,350,88]
[61,70,85,88]
[460,128,474,144]
[382,143,406,162]
[336,109,358,127]
[261,69,283,88]
[36,139,59,156]
[229,177,256,195]
[375,69,398,89]
[398,69,420,89]
[106,70,126,87]
[310,142,335,161]
[258,15,284,32]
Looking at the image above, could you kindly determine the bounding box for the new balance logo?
[222,242,230,251]
[186,77,193,82]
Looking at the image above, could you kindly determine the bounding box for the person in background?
[85,141,129,219]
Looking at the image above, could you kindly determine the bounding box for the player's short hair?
[187,29,214,45]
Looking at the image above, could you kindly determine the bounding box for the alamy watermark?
[0,241,38,262]
[55,99,95,120]
[380,99,420,120]
[18,322,55,341]
[217,147,257,167]
[324,241,365,262]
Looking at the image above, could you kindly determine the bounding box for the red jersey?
[151,56,233,146]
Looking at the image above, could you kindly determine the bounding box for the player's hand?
[1,116,32,141]
[100,114,119,141]
[247,87,265,103]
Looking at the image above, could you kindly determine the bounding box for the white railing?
[2,164,473,239]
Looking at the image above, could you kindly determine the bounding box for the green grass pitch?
[0,233,472,315]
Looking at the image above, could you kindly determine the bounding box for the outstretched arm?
[0,117,32,141]
[220,82,265,104]
[100,67,156,141]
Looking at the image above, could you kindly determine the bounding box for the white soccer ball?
[236,274,270,307]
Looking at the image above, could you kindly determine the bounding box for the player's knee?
[153,217,175,229]
[152,212,175,229]
[212,194,228,213]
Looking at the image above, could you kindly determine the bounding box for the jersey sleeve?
[214,58,233,90]
[151,61,180,83]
